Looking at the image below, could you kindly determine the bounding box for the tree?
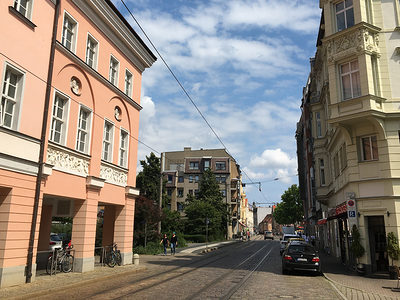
[273,184,303,225]
[387,232,400,266]
[136,152,161,202]
[350,225,365,263]
[184,169,228,239]
[133,195,161,247]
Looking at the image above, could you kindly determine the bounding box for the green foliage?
[184,169,228,238]
[350,225,365,261]
[136,152,161,202]
[387,232,400,266]
[161,208,184,234]
[184,234,206,243]
[273,184,303,225]
[133,241,163,255]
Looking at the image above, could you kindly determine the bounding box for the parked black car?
[281,241,321,275]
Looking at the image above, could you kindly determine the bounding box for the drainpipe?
[25,0,60,283]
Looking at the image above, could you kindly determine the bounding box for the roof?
[105,0,157,61]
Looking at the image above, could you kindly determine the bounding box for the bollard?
[133,253,139,265]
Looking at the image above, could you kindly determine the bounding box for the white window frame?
[85,33,99,70]
[109,55,119,86]
[118,128,129,168]
[124,69,133,97]
[1,63,25,130]
[335,0,354,32]
[340,60,361,101]
[315,111,322,137]
[204,160,210,170]
[61,11,78,53]
[13,0,33,20]
[396,0,400,27]
[189,161,199,170]
[360,135,378,161]
[50,92,70,145]
[102,119,114,162]
[195,175,199,183]
[75,105,92,154]
[189,175,193,183]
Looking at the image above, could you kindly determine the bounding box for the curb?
[8,265,147,300]
[323,273,348,300]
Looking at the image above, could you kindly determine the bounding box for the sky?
[112,0,321,205]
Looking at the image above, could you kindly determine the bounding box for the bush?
[133,241,164,255]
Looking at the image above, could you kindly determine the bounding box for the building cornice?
[71,0,156,72]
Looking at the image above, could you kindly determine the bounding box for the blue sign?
[348,211,356,218]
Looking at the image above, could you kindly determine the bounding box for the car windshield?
[50,235,62,242]
[288,245,315,255]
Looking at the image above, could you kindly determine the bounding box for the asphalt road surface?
[35,240,342,299]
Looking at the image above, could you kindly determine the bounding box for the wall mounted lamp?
[357,212,361,217]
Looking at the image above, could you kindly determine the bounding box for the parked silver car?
[280,234,299,255]
[49,233,63,251]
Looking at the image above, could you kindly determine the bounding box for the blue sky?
[113,0,321,205]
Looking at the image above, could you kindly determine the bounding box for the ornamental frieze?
[100,164,127,186]
[47,146,89,176]
[325,25,380,63]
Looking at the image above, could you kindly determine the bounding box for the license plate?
[297,258,307,262]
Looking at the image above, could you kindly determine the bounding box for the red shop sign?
[336,202,347,215]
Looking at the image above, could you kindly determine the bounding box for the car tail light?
[49,242,56,245]
[312,257,320,262]
[283,255,293,261]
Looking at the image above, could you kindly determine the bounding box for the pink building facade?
[0,0,155,287]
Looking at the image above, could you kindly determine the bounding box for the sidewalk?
[321,253,400,300]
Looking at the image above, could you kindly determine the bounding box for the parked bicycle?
[105,243,121,267]
[46,242,74,275]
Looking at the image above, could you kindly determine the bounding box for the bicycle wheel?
[106,252,116,268]
[116,250,122,266]
[62,254,74,273]
[46,255,56,275]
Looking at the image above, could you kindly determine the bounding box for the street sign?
[346,192,358,230]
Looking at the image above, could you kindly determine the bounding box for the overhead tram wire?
[119,0,269,198]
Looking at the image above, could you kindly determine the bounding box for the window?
[333,153,339,178]
[216,161,226,170]
[1,65,23,130]
[50,94,68,144]
[167,174,173,184]
[195,175,199,183]
[194,189,199,197]
[188,189,193,196]
[109,56,119,86]
[178,176,184,183]
[177,188,184,198]
[62,13,77,52]
[316,111,322,137]
[204,160,210,170]
[361,136,378,161]
[319,159,326,186]
[125,70,133,97]
[102,121,114,162]
[85,34,98,69]
[76,106,91,153]
[177,202,184,212]
[340,144,347,170]
[119,130,129,167]
[167,189,173,197]
[216,175,226,184]
[189,161,199,170]
[340,60,361,100]
[336,0,354,32]
[13,0,33,19]
[189,175,193,183]
[221,190,226,197]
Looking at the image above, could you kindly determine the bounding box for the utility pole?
[158,152,164,234]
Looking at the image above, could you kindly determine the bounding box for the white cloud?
[250,148,297,169]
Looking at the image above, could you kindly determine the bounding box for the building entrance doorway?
[367,216,388,273]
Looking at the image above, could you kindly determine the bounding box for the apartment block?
[297,0,400,274]
[162,147,241,239]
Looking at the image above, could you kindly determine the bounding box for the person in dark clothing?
[170,232,178,255]
[160,234,169,255]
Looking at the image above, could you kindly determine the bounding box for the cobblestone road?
[31,240,342,300]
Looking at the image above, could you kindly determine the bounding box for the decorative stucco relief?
[47,146,89,176]
[326,26,380,63]
[100,164,127,186]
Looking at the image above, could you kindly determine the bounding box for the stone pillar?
[71,193,98,273]
[114,197,135,265]
[37,205,53,251]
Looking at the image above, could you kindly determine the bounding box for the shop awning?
[317,218,327,225]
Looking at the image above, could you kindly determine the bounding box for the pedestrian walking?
[246,230,250,241]
[160,234,169,255]
[170,232,178,255]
